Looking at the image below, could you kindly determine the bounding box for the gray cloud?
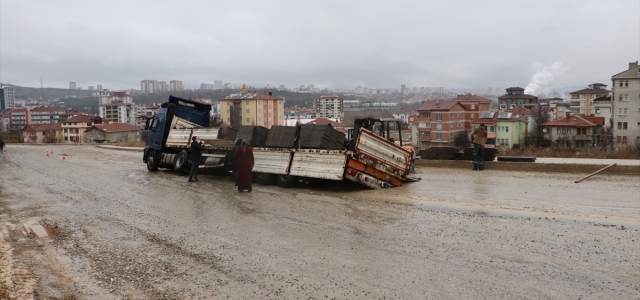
[1,0,638,92]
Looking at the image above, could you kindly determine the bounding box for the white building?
[141,80,158,93]
[611,61,640,145]
[99,103,138,125]
[170,80,183,91]
[315,94,344,120]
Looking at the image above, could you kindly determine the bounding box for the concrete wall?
[85,129,140,143]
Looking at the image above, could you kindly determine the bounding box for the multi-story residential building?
[0,84,16,110]
[592,94,613,128]
[9,108,30,131]
[97,84,103,90]
[568,83,610,115]
[315,94,344,120]
[135,104,160,128]
[61,115,107,143]
[539,97,570,122]
[29,106,62,124]
[170,80,183,91]
[158,81,168,92]
[69,82,76,90]
[59,109,80,122]
[542,115,605,148]
[415,100,466,148]
[611,61,640,145]
[141,80,158,93]
[0,113,10,132]
[498,87,539,110]
[99,103,138,125]
[220,91,285,128]
[98,89,112,104]
[214,80,223,90]
[452,94,492,131]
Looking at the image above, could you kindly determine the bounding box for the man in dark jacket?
[189,136,205,182]
[0,139,5,154]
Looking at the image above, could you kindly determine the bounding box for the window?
[562,128,566,135]
[624,94,629,101]
[436,113,442,121]
[625,80,629,87]
[471,113,475,118]
[471,104,475,109]
[450,113,453,119]
[556,128,560,134]
[620,122,628,130]
[580,101,585,107]
[488,126,495,132]
[424,112,431,118]
[245,101,250,105]
[436,123,442,130]
[418,122,430,128]
[227,109,230,113]
[619,95,623,101]
[505,126,508,132]
[246,118,250,123]
[436,133,442,140]
[567,128,571,134]
[620,81,624,87]
[245,109,249,114]
[227,101,230,106]
[622,136,628,144]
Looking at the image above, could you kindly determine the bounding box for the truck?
[143,95,417,189]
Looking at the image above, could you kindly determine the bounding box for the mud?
[0,145,639,299]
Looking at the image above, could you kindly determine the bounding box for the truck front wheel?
[147,150,159,172]
[276,175,297,188]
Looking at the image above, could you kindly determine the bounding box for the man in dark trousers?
[0,139,5,154]
[471,124,488,171]
[189,136,205,182]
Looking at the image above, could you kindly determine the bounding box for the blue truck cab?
[143,95,211,171]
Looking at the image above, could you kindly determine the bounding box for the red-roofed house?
[542,115,605,148]
[85,123,142,143]
[415,100,466,148]
[61,115,108,143]
[22,124,63,143]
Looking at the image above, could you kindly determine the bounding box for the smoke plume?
[524,62,567,96]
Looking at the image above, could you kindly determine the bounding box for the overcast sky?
[1,0,638,94]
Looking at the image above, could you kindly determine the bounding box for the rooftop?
[454,94,492,103]
[542,115,600,127]
[87,123,141,133]
[416,100,462,111]
[223,92,284,100]
[64,115,102,123]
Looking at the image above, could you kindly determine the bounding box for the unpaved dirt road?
[1,145,639,299]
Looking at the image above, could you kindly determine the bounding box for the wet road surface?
[0,145,639,299]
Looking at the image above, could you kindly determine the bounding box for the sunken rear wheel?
[173,151,189,173]
[276,175,297,188]
[255,172,276,185]
[146,150,158,172]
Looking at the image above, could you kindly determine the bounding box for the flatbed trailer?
[143,95,415,189]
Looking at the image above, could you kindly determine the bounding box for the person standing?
[471,124,488,171]
[0,139,5,154]
[189,136,205,182]
[233,140,254,192]
[229,139,243,186]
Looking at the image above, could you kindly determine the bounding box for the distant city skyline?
[1,1,637,95]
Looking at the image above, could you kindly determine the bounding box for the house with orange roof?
[61,115,108,143]
[85,123,141,143]
[22,124,63,143]
[542,115,605,148]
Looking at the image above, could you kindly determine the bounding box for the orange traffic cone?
[62,154,66,160]
[50,149,54,154]
[46,153,49,157]
[3,148,6,153]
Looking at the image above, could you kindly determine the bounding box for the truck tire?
[146,150,159,172]
[173,151,189,173]
[276,175,297,188]
[255,172,276,185]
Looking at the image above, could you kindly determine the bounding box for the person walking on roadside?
[189,136,205,182]
[0,139,5,154]
[233,139,254,192]
[471,124,488,171]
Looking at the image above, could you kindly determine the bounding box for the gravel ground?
[0,145,639,299]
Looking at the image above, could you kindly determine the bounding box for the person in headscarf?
[228,138,243,186]
[0,139,5,154]
[189,136,205,182]
[233,139,254,192]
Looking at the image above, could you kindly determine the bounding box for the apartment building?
[315,94,344,120]
[141,80,158,93]
[170,80,183,91]
[611,61,640,145]
[568,83,610,116]
[415,100,466,148]
[498,87,539,110]
[30,106,62,124]
[99,103,138,125]
[220,92,285,128]
[9,108,30,131]
[539,97,570,122]
[452,94,492,131]
[0,84,15,110]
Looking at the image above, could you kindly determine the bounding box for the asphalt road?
[0,145,639,299]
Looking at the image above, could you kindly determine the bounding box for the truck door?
[146,105,172,152]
